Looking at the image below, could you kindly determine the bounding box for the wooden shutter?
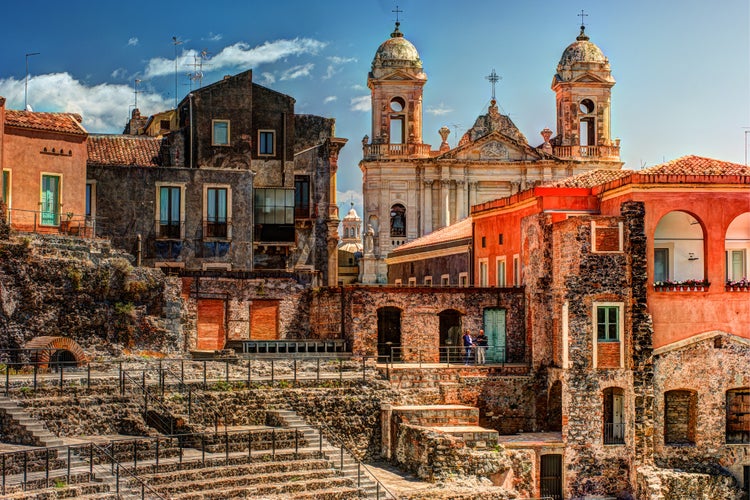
[197,299,225,350]
[250,300,279,340]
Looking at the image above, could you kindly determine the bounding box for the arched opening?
[50,350,78,371]
[389,97,406,144]
[727,387,750,444]
[725,213,750,284]
[438,309,463,362]
[664,389,697,445]
[548,381,563,432]
[390,204,406,238]
[603,387,625,444]
[377,307,402,361]
[653,211,705,284]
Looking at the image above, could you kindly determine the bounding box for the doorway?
[439,309,462,363]
[482,308,506,362]
[377,307,402,361]
[540,454,563,500]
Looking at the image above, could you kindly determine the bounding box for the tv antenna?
[187,49,211,90]
[133,79,141,108]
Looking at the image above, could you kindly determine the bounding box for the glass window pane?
[213,122,228,145]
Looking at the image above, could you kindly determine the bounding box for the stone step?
[170,476,356,500]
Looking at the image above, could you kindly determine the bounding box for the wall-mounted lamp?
[688,252,699,261]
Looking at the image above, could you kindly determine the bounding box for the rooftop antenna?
[172,36,183,108]
[24,52,40,111]
[450,123,462,147]
[133,79,141,109]
[743,127,750,165]
[187,49,211,90]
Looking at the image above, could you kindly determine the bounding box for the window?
[157,185,183,239]
[85,181,96,225]
[212,120,230,146]
[390,204,406,237]
[394,279,403,286]
[254,188,294,225]
[441,274,450,286]
[597,306,620,341]
[498,233,504,245]
[294,176,310,218]
[459,272,468,287]
[496,258,506,287]
[481,236,486,248]
[512,254,520,286]
[479,259,488,287]
[728,249,747,282]
[259,130,275,155]
[40,174,61,226]
[654,248,670,282]
[664,390,696,445]
[603,387,625,445]
[727,388,750,444]
[592,221,624,253]
[160,119,171,131]
[1,170,9,205]
[408,277,416,287]
[205,186,229,238]
[424,276,432,286]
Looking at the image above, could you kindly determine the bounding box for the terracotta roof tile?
[391,217,473,254]
[640,155,750,176]
[87,135,164,167]
[5,110,87,136]
[544,168,633,188]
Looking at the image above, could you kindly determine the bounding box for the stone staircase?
[0,396,63,448]
[270,409,392,499]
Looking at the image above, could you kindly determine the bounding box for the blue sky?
[1,0,748,214]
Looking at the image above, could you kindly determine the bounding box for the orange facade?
[0,98,88,234]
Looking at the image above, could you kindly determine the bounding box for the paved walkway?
[363,460,434,495]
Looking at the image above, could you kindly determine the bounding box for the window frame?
[85,180,96,223]
[212,119,230,146]
[441,274,450,287]
[390,203,406,238]
[40,173,62,227]
[254,187,295,225]
[294,175,311,219]
[1,169,10,207]
[458,272,468,287]
[203,184,231,240]
[654,247,671,283]
[478,259,489,287]
[407,277,416,287]
[424,276,432,286]
[512,254,520,286]
[155,182,186,240]
[592,302,625,369]
[258,129,276,156]
[496,257,507,287]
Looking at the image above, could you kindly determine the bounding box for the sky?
[1,0,748,217]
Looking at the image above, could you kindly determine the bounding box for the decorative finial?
[391,5,404,37]
[485,68,501,101]
[577,10,590,41]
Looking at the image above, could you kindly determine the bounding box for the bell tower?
[366,21,428,155]
[551,19,619,160]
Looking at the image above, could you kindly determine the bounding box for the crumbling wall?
[636,465,743,500]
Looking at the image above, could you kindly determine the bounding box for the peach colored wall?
[3,127,87,232]
[599,188,750,347]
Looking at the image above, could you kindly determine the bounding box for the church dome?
[372,23,422,71]
[344,206,360,221]
[558,27,607,67]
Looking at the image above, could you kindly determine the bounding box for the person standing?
[462,329,474,365]
[476,329,488,365]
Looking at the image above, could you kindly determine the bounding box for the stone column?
[441,180,450,228]
[456,180,466,220]
[423,180,433,234]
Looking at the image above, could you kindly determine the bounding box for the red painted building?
[0,97,89,233]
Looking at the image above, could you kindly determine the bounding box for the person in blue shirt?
[462,330,475,365]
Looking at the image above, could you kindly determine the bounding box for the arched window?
[653,211,705,284]
[664,389,696,445]
[390,204,406,237]
[725,213,750,284]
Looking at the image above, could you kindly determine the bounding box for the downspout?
[470,222,475,286]
[281,112,287,186]
[189,94,194,169]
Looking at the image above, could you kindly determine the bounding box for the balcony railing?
[4,207,101,238]
[604,422,625,444]
[363,143,432,159]
[552,145,620,160]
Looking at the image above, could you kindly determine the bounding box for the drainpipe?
[136,234,142,267]
[281,112,287,186]
[189,94,194,169]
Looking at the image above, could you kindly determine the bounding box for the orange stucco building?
[0,97,88,233]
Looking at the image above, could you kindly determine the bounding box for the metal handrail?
[317,420,397,499]
[89,442,167,499]
[121,370,175,435]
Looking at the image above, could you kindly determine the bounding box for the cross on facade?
[578,9,588,29]
[392,5,403,23]
[485,69,501,101]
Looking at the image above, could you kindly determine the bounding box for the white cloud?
[281,63,314,81]
[323,56,357,80]
[350,95,370,112]
[0,73,170,133]
[128,37,139,47]
[260,72,276,84]
[323,96,337,104]
[204,32,223,42]
[350,84,366,91]
[143,38,327,79]
[110,68,128,79]
[426,102,453,116]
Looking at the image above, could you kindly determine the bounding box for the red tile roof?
[87,135,164,167]
[391,217,473,254]
[5,110,87,136]
[640,155,750,176]
[544,168,633,188]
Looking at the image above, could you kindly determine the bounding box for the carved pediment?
[571,72,607,84]
[379,69,421,82]
[480,141,510,160]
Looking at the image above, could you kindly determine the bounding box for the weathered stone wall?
[636,465,743,500]
[653,333,750,487]
[388,248,470,286]
[0,235,182,356]
[88,163,254,271]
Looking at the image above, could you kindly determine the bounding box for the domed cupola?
[551,23,619,159]
[371,22,423,79]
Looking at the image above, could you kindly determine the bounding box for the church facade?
[359,23,622,283]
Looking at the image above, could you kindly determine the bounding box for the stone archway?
[24,336,87,369]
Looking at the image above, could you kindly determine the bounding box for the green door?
[483,308,506,362]
[41,175,60,226]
